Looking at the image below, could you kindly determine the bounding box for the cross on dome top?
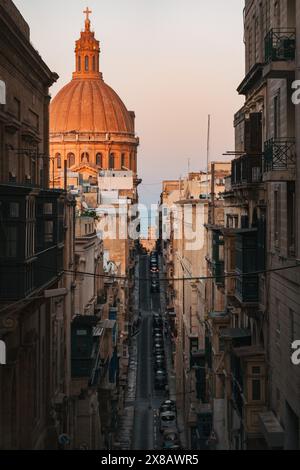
[83,7,92,31]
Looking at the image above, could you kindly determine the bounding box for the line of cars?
[159,400,180,449]
[153,312,167,390]
[152,313,180,449]
[150,251,160,293]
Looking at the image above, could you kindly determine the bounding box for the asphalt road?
[132,255,164,450]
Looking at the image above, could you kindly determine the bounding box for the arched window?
[67,153,75,168]
[81,152,89,163]
[56,153,62,169]
[92,56,96,71]
[85,56,89,72]
[121,153,126,168]
[109,153,115,169]
[96,153,103,167]
[78,56,81,72]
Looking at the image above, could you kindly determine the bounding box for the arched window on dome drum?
[81,152,89,163]
[67,153,75,168]
[96,153,103,167]
[78,56,81,72]
[56,153,62,169]
[121,153,126,169]
[85,56,89,72]
[109,153,115,170]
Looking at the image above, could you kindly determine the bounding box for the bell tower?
[73,7,102,80]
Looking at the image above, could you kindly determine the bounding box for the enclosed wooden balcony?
[235,229,259,305]
[0,185,65,300]
[231,155,262,188]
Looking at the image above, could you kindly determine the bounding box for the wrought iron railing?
[263,138,296,172]
[265,28,296,63]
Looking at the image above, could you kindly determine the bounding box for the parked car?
[160,400,176,414]
[159,411,177,432]
[154,360,166,372]
[153,334,163,343]
[153,333,163,342]
[155,370,167,390]
[153,327,162,336]
[153,319,163,329]
[151,281,160,293]
[162,429,180,449]
[153,347,164,356]
[150,262,159,272]
[154,350,165,358]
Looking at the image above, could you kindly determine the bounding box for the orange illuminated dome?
[50,79,135,134]
[50,8,139,183]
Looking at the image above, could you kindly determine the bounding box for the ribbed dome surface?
[50,78,134,134]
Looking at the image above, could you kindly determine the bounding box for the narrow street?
[132,254,166,450]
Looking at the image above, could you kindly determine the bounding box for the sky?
[14,0,245,209]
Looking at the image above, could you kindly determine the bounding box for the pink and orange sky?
[14,0,245,207]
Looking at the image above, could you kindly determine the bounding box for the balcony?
[212,261,225,287]
[71,315,112,387]
[235,229,259,305]
[0,186,65,300]
[212,230,225,288]
[0,246,63,300]
[263,138,296,181]
[231,155,262,188]
[231,346,267,436]
[263,29,296,79]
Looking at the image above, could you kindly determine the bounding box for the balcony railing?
[231,155,262,187]
[265,29,296,63]
[263,138,296,172]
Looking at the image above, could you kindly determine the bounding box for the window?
[85,56,89,72]
[109,153,115,169]
[121,153,126,168]
[78,56,81,72]
[252,379,261,401]
[67,153,75,168]
[44,221,53,243]
[56,153,61,169]
[13,98,21,120]
[290,309,295,344]
[44,203,53,215]
[96,153,103,167]
[287,182,295,256]
[6,226,18,258]
[274,92,281,139]
[81,152,89,163]
[276,300,281,347]
[9,203,19,218]
[274,189,280,248]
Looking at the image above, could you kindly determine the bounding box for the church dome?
[50,78,134,134]
[50,8,134,136]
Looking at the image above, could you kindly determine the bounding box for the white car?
[159,411,177,433]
